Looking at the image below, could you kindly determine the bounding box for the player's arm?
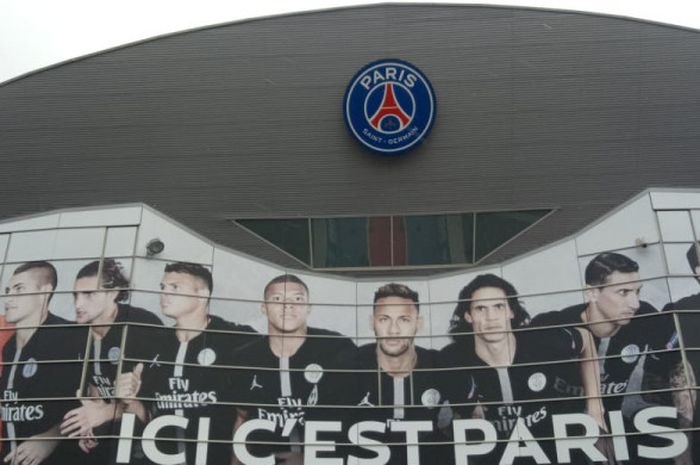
[576,327,606,428]
[669,359,696,465]
[574,327,619,465]
[60,384,121,438]
[3,424,60,465]
[231,408,249,465]
[115,363,149,422]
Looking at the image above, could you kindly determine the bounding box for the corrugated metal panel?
[1,5,699,276]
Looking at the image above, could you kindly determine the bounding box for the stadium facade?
[1,4,700,465]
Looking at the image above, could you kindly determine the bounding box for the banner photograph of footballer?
[0,197,698,465]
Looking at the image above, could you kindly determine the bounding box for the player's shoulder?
[118,303,163,325]
[415,345,440,366]
[307,326,355,349]
[307,326,348,337]
[40,313,86,355]
[530,304,585,328]
[439,340,475,364]
[664,293,700,312]
[342,343,376,368]
[45,312,74,326]
[636,301,660,316]
[231,332,268,360]
[208,314,256,334]
[628,301,665,329]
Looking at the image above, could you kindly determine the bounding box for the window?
[234,209,550,270]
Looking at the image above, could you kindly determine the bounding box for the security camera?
[146,238,165,256]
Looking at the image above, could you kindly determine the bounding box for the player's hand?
[673,441,693,465]
[594,427,618,465]
[3,437,59,465]
[79,436,99,454]
[115,363,143,404]
[60,391,111,437]
[274,451,303,465]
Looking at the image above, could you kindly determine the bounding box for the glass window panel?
[312,217,370,268]
[367,216,392,267]
[475,210,549,260]
[235,210,549,269]
[403,214,474,266]
[236,219,310,265]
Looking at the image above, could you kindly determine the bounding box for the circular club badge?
[528,372,547,392]
[344,59,436,155]
[197,348,217,366]
[621,344,640,364]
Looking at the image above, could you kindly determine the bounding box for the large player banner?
[0,200,699,465]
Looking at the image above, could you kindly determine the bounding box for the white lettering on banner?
[453,419,498,465]
[499,417,549,465]
[154,388,217,409]
[303,421,342,465]
[552,413,606,463]
[0,403,44,422]
[608,410,631,461]
[232,419,276,465]
[256,396,305,428]
[114,408,687,465]
[390,420,433,465]
[347,421,391,465]
[634,406,688,459]
[115,414,210,464]
[493,405,548,434]
[552,375,627,396]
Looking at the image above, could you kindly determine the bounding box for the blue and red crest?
[343,59,436,155]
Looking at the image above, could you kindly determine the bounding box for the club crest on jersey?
[621,344,640,364]
[23,358,38,378]
[108,346,121,364]
[304,363,324,384]
[528,372,547,392]
[343,59,436,155]
[197,348,216,366]
[421,388,441,407]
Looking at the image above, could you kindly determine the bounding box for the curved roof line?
[2,2,699,88]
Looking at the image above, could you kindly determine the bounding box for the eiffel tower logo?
[369,83,412,132]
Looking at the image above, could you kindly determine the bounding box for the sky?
[1,0,699,85]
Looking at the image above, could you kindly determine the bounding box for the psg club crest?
[343,59,436,155]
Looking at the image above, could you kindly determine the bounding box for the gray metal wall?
[1,5,699,275]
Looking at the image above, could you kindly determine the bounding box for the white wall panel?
[58,206,142,228]
[666,276,698,306]
[651,191,700,210]
[576,194,658,255]
[295,272,357,341]
[6,230,58,262]
[690,211,700,239]
[657,211,694,242]
[665,243,694,275]
[209,247,285,331]
[136,209,214,265]
[0,213,60,233]
[502,239,582,317]
[53,228,105,259]
[104,227,138,257]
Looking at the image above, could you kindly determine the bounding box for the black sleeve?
[437,343,477,419]
[643,309,681,379]
[560,327,584,358]
[530,310,566,328]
